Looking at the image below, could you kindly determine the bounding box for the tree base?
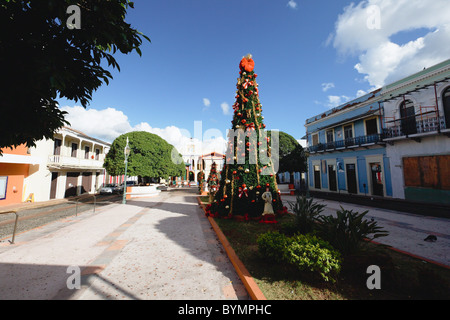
[259,214,277,224]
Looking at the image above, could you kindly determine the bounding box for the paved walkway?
[0,189,248,300]
[282,195,450,268]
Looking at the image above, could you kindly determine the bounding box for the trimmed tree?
[207,162,220,201]
[207,55,282,222]
[104,131,185,182]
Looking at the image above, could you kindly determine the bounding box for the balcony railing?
[48,155,104,169]
[307,134,383,153]
[383,115,446,139]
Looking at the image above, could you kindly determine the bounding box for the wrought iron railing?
[307,133,383,153]
[383,115,446,139]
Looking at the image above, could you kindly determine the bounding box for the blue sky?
[58,0,450,153]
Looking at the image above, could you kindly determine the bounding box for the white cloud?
[59,106,132,143]
[327,95,351,108]
[332,0,450,88]
[202,98,211,107]
[287,0,298,9]
[220,102,230,115]
[59,105,227,156]
[321,82,335,92]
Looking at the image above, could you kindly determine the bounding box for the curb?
[369,239,450,270]
[196,196,267,300]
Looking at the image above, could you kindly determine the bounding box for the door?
[50,172,58,199]
[313,165,321,189]
[443,87,450,129]
[400,100,417,135]
[328,164,337,191]
[370,163,384,196]
[54,139,62,155]
[81,172,92,194]
[346,164,357,194]
[65,172,79,197]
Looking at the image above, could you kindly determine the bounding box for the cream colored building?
[24,126,110,202]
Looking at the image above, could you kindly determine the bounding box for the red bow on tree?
[238,186,248,198]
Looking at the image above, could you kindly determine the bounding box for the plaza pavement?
[0,188,248,300]
[282,194,450,268]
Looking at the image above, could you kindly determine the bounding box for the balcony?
[307,134,384,153]
[48,155,104,170]
[383,110,447,141]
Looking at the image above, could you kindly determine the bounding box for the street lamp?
[122,136,131,204]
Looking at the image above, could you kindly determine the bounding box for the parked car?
[100,184,118,195]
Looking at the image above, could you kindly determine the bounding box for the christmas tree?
[198,171,205,194]
[207,54,283,222]
[207,162,220,202]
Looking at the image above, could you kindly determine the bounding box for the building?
[305,89,393,198]
[199,151,225,182]
[381,59,450,204]
[305,59,450,205]
[0,144,43,206]
[24,126,111,202]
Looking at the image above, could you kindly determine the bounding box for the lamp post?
[122,136,131,204]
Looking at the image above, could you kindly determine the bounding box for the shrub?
[257,231,342,282]
[288,195,326,234]
[317,206,389,256]
[285,234,342,282]
[256,231,291,263]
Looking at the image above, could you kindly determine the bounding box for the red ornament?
[241,119,246,124]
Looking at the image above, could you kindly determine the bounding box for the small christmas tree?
[198,171,205,194]
[207,162,220,202]
[208,54,282,222]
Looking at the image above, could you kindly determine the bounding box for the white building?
[24,126,110,202]
[381,59,450,204]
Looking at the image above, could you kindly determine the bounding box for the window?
[326,129,334,143]
[344,125,353,139]
[71,143,78,158]
[312,134,319,146]
[403,155,450,190]
[84,146,90,159]
[365,118,378,136]
[95,148,100,160]
[0,176,7,200]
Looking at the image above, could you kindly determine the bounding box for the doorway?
[65,172,79,198]
[400,100,417,135]
[50,172,58,199]
[313,165,321,189]
[346,164,357,194]
[443,87,450,129]
[370,163,384,196]
[328,164,337,191]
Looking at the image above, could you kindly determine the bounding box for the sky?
[57,0,450,155]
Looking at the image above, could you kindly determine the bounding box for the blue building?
[305,89,393,198]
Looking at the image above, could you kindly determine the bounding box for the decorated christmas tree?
[207,54,283,222]
[207,162,220,202]
[198,171,205,194]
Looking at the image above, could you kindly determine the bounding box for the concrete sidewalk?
[282,195,450,268]
[0,189,248,300]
